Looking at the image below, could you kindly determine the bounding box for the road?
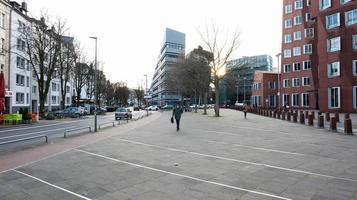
[0,110,151,152]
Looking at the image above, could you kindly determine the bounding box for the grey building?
[149,28,185,106]
[224,55,273,105]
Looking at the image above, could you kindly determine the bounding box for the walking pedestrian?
[243,104,248,119]
[172,103,183,131]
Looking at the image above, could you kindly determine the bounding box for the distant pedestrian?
[243,104,248,119]
[172,103,183,131]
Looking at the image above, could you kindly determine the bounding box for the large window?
[283,79,291,88]
[303,44,312,54]
[294,31,302,41]
[292,94,299,107]
[284,64,292,73]
[295,0,303,10]
[302,93,310,107]
[269,95,276,107]
[285,5,293,14]
[328,87,340,108]
[326,13,340,29]
[16,74,24,86]
[293,47,301,56]
[346,9,357,26]
[302,77,311,86]
[328,61,340,77]
[292,78,301,87]
[353,35,357,50]
[16,93,24,104]
[285,19,293,28]
[303,60,312,70]
[283,94,290,107]
[52,83,57,91]
[327,37,341,52]
[353,60,357,76]
[284,34,292,43]
[52,96,58,104]
[293,62,301,71]
[294,16,302,25]
[320,0,331,10]
[305,28,314,38]
[284,49,292,58]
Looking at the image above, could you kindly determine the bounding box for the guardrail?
[64,127,91,138]
[0,135,48,146]
[99,122,115,130]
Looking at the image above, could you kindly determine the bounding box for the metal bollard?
[273,111,277,118]
[330,117,337,131]
[345,113,350,119]
[311,111,315,120]
[277,111,281,119]
[308,114,314,126]
[282,112,286,120]
[325,112,330,122]
[305,111,309,119]
[300,113,305,124]
[318,115,324,128]
[344,118,353,135]
[293,113,298,123]
[334,113,340,123]
[287,112,291,121]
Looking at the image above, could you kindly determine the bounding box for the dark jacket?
[173,106,183,119]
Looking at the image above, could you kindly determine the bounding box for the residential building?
[0,0,10,113]
[281,0,357,112]
[251,71,279,107]
[150,28,185,106]
[225,55,273,104]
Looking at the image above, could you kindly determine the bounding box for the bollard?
[325,112,330,122]
[300,113,305,124]
[345,113,350,119]
[308,114,314,126]
[305,111,309,119]
[330,117,337,131]
[344,118,353,135]
[318,115,324,128]
[287,112,291,121]
[293,113,298,123]
[273,111,277,118]
[282,112,286,120]
[334,113,340,123]
[311,111,315,120]
[277,111,281,119]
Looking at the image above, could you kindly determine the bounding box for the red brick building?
[251,71,279,108]
[281,0,357,113]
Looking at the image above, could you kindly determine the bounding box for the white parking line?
[111,138,357,183]
[74,149,292,200]
[13,169,92,200]
[0,126,77,140]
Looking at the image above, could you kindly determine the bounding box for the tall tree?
[24,15,65,117]
[199,24,240,117]
[113,82,130,106]
[73,62,89,106]
[133,86,145,107]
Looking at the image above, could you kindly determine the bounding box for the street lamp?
[90,36,98,132]
[276,53,281,109]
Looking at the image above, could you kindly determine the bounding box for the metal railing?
[64,127,92,138]
[0,135,48,146]
[98,122,115,130]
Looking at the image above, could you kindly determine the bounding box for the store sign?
[5,91,13,97]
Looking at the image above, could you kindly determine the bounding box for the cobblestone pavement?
[1,109,357,200]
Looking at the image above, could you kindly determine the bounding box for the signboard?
[5,91,13,97]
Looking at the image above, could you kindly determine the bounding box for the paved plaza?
[1,109,357,200]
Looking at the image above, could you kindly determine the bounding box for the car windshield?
[116,108,126,112]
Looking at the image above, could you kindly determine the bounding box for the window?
[284,34,292,43]
[294,31,302,40]
[294,16,302,25]
[326,13,340,29]
[327,37,341,52]
[66,97,70,105]
[328,61,340,77]
[268,82,276,89]
[16,74,25,86]
[305,28,314,38]
[26,60,30,71]
[295,0,303,9]
[32,86,37,94]
[283,79,291,88]
[353,35,357,49]
[306,0,311,6]
[52,83,57,91]
[293,47,301,56]
[303,44,312,54]
[293,62,301,71]
[269,95,276,107]
[52,96,57,104]
[306,13,313,22]
[0,38,4,53]
[302,77,311,86]
[303,60,312,70]
[285,19,293,28]
[16,93,24,104]
[284,64,292,73]
[66,86,70,93]
[320,0,331,10]
[16,56,22,68]
[302,93,310,107]
[285,5,293,14]
[346,9,357,26]
[284,49,291,58]
[292,94,299,107]
[341,0,352,4]
[353,60,357,76]
[328,87,340,108]
[354,86,357,108]
[26,76,29,87]
[292,78,301,87]
[283,94,290,106]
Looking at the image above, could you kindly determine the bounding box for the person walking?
[243,104,248,119]
[172,103,183,131]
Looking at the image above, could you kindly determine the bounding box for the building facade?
[251,71,279,107]
[281,0,357,112]
[225,55,273,104]
[150,28,185,106]
[0,0,10,113]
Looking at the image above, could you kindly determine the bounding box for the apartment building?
[251,71,279,107]
[0,0,10,113]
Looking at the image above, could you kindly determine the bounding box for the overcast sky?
[26,0,283,88]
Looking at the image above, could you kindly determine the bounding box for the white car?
[146,105,158,111]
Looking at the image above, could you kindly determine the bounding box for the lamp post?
[276,53,281,109]
[90,36,98,132]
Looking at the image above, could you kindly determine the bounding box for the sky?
[25,0,283,88]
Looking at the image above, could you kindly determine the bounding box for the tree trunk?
[194,91,198,113]
[214,81,220,117]
[76,89,81,107]
[39,94,46,118]
[203,91,208,115]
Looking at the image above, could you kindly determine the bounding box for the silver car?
[115,108,132,120]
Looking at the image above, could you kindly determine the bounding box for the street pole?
[243,77,246,104]
[90,37,98,132]
[276,53,281,110]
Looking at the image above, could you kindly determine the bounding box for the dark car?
[115,108,132,120]
[55,107,82,118]
[133,106,140,111]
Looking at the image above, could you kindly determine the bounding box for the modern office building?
[150,28,185,106]
[281,0,357,113]
[225,55,273,104]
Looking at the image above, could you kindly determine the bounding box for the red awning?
[0,72,5,113]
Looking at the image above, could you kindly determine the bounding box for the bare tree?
[24,15,65,117]
[133,86,145,107]
[74,62,89,106]
[113,82,130,106]
[199,24,240,117]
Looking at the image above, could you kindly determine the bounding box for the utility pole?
[90,36,98,132]
[276,53,281,109]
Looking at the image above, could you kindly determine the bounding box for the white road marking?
[13,169,92,200]
[112,137,357,183]
[0,126,77,140]
[74,149,292,200]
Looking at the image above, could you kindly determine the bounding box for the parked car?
[133,106,140,111]
[146,105,158,111]
[55,107,82,118]
[162,105,174,110]
[115,108,133,120]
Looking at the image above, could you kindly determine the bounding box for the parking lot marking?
[0,126,77,140]
[74,149,293,200]
[13,169,92,200]
[112,138,357,183]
